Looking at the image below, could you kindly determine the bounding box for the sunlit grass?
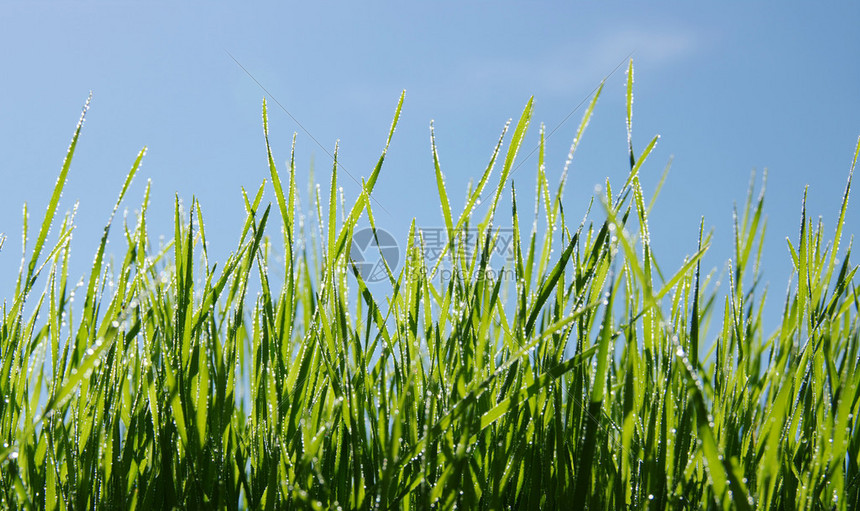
[1,61,859,509]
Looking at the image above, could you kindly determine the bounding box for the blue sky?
[1,3,858,327]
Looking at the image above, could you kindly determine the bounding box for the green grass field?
[1,62,859,509]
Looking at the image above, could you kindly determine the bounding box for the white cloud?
[450,27,699,98]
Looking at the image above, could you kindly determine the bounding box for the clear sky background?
[1,3,858,330]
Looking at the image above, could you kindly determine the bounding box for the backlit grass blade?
[626,58,635,169]
[524,228,580,338]
[618,134,660,201]
[327,142,339,268]
[570,82,603,165]
[825,135,858,284]
[334,91,404,258]
[573,266,616,506]
[19,94,91,297]
[647,156,672,215]
[482,97,533,229]
[431,122,454,241]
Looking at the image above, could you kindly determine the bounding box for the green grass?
[1,61,859,509]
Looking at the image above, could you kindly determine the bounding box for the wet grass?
[1,61,859,509]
